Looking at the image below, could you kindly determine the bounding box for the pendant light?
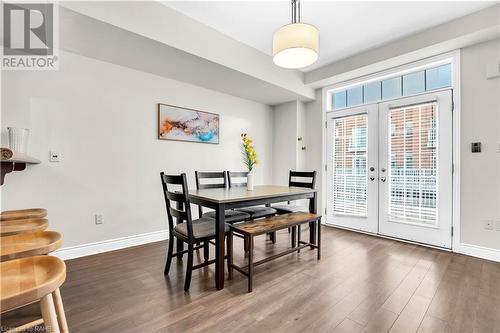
[272,0,319,69]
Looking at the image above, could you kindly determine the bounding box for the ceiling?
[163,1,496,71]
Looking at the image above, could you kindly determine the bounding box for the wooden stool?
[0,218,48,237]
[0,208,47,221]
[1,231,63,261]
[1,256,68,333]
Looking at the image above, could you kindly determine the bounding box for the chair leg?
[248,236,254,293]
[176,238,184,260]
[291,226,296,248]
[52,288,69,333]
[164,237,174,274]
[203,241,209,262]
[227,231,233,279]
[40,293,60,333]
[184,243,194,292]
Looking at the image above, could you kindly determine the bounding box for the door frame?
[321,50,461,252]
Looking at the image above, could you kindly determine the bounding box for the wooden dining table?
[188,185,317,290]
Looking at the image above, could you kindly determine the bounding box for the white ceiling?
[163,1,496,71]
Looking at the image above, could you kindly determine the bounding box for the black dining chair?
[195,171,251,223]
[273,171,317,214]
[227,171,277,219]
[160,172,232,291]
[272,170,316,246]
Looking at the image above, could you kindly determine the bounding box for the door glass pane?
[388,102,438,225]
[333,114,368,216]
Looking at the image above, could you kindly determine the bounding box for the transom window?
[330,63,451,111]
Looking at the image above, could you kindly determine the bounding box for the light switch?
[49,151,60,162]
[471,142,481,153]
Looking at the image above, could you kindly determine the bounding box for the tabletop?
[188,185,316,204]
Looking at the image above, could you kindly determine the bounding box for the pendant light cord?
[291,0,301,24]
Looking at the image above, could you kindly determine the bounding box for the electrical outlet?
[484,220,494,230]
[94,214,103,225]
[49,151,60,162]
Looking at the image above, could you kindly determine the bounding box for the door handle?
[380,177,386,182]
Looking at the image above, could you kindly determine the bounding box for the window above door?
[329,63,452,111]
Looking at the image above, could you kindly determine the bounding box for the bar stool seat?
[1,256,68,332]
[1,231,63,261]
[0,208,47,221]
[0,218,48,237]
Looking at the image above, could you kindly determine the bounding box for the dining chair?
[195,171,250,223]
[227,171,277,219]
[160,172,232,291]
[273,170,316,246]
[273,171,317,214]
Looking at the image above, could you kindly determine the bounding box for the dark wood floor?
[2,226,500,332]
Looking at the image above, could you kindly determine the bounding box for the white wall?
[304,90,324,214]
[1,50,273,248]
[272,101,298,185]
[460,38,500,249]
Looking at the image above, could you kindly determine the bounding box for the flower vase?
[247,172,254,191]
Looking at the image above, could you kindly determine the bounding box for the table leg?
[215,203,226,290]
[309,192,317,248]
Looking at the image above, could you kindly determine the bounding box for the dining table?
[188,185,317,290]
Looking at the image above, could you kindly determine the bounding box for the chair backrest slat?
[163,174,184,185]
[195,171,226,216]
[169,207,187,220]
[165,191,184,202]
[160,172,194,240]
[289,171,316,189]
[227,171,248,188]
[195,171,226,190]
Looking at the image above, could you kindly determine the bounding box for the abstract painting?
[157,103,220,144]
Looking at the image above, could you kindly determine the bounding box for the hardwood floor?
[2,226,499,332]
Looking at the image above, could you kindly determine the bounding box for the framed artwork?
[157,103,220,144]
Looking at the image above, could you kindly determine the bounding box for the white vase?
[7,127,29,153]
[247,172,254,191]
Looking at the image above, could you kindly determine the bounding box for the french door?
[326,104,379,233]
[327,90,453,249]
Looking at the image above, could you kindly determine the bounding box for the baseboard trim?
[459,243,500,262]
[53,230,168,260]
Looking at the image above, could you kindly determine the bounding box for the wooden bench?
[228,212,321,292]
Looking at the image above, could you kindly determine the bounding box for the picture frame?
[157,103,220,144]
